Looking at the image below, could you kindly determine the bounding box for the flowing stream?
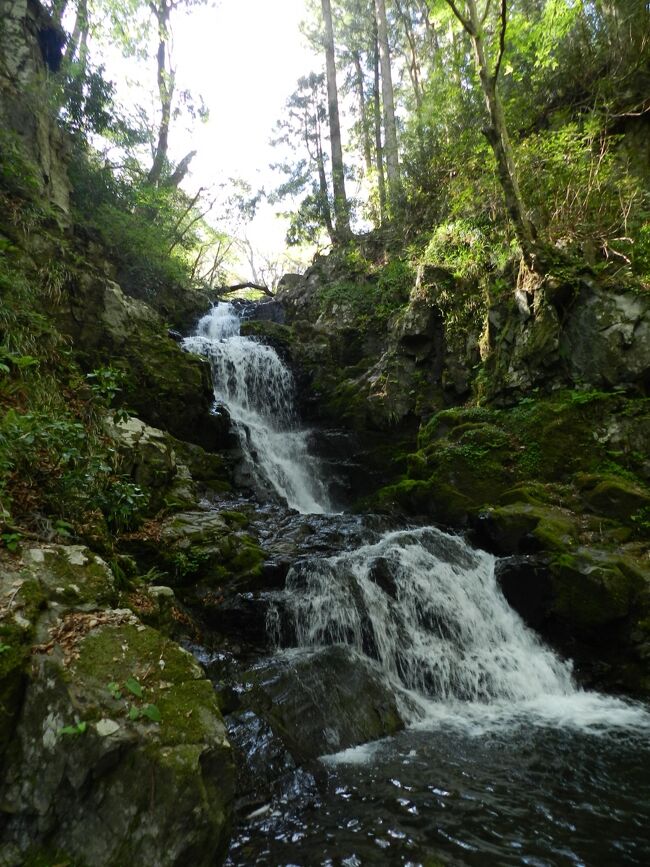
[188,303,650,866]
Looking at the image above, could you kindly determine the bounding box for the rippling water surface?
[228,717,650,866]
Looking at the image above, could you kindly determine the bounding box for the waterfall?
[183,302,331,514]
[275,526,575,705]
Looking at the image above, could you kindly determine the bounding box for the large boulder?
[240,645,406,759]
[0,544,234,866]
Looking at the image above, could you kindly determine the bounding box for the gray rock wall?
[0,0,70,214]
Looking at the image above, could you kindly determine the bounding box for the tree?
[443,0,538,268]
[321,0,352,240]
[375,0,401,210]
[271,73,336,245]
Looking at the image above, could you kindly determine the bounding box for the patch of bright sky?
[171,0,319,263]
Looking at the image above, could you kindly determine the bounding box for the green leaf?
[125,676,143,698]
[141,703,161,723]
[107,681,122,700]
[0,643,11,654]
[128,706,140,721]
[60,721,87,736]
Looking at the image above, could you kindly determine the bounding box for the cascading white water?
[183,303,331,514]
[279,526,574,703]
[274,525,650,731]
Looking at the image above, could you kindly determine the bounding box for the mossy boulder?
[59,273,229,450]
[549,550,646,634]
[104,415,179,510]
[579,475,650,521]
[124,509,264,589]
[240,645,406,759]
[475,503,579,555]
[0,545,234,866]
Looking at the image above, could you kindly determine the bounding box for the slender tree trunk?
[148,1,175,187]
[395,0,423,111]
[352,50,373,174]
[321,0,351,240]
[64,0,88,68]
[373,19,387,223]
[446,0,537,267]
[312,92,336,243]
[375,0,401,210]
[420,2,440,52]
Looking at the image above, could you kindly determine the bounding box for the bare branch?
[480,0,493,27]
[219,282,275,298]
[165,149,197,188]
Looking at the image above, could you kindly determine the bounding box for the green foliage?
[59,721,88,737]
[518,124,648,264]
[423,219,510,279]
[171,547,212,579]
[125,676,144,698]
[0,129,42,200]
[315,253,414,324]
[60,62,117,137]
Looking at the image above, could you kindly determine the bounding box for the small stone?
[65,548,89,566]
[26,549,45,563]
[95,718,120,737]
[14,613,31,630]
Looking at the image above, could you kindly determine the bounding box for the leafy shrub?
[423,219,510,279]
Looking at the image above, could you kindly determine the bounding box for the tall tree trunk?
[321,0,351,240]
[148,1,175,187]
[373,18,387,223]
[394,0,423,111]
[375,0,401,211]
[445,0,537,268]
[352,50,373,174]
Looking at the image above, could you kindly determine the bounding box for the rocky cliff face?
[0,0,70,215]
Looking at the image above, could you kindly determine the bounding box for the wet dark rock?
[495,556,555,631]
[247,300,286,324]
[240,646,405,760]
[367,556,399,599]
[198,591,279,649]
[226,710,318,815]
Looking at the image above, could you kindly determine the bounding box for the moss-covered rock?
[0,545,234,866]
[58,272,229,450]
[549,549,646,633]
[123,508,265,591]
[580,475,650,521]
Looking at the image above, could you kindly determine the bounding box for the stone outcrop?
[0,0,70,215]
[59,271,231,450]
[0,545,234,866]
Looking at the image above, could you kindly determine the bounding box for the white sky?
[125,0,322,272]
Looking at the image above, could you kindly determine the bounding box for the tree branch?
[165,149,197,188]
[493,0,507,82]
[219,282,274,298]
[445,0,473,35]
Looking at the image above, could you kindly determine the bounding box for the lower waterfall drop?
[280,526,575,703]
[183,302,331,514]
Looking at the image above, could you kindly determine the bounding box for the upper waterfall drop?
[183,302,332,515]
